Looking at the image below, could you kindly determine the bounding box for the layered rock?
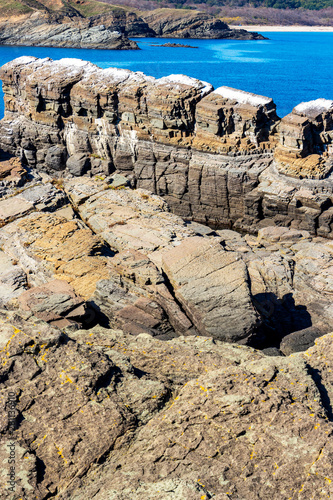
[0,4,267,48]
[90,9,156,37]
[0,148,332,498]
[1,57,333,239]
[275,98,333,179]
[0,11,139,50]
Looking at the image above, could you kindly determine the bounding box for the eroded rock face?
[0,152,332,499]
[0,11,139,50]
[275,98,333,179]
[90,10,155,37]
[1,57,333,238]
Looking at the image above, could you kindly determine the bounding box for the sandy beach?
[230,25,333,32]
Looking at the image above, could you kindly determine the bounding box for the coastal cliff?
[140,8,266,39]
[1,56,332,238]
[0,3,266,48]
[0,11,140,50]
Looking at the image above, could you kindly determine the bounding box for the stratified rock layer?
[0,11,139,49]
[1,57,333,239]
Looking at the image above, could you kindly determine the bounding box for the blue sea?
[0,32,332,119]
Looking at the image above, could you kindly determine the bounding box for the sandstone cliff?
[1,56,333,239]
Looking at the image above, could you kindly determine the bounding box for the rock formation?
[0,126,333,497]
[0,4,266,48]
[1,57,333,239]
[141,8,267,39]
[0,11,139,50]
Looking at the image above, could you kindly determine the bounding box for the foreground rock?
[1,57,333,238]
[162,236,259,343]
[1,308,333,499]
[0,150,332,498]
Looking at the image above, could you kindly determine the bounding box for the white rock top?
[156,74,213,95]
[213,86,272,107]
[10,56,38,66]
[102,67,133,83]
[54,58,98,76]
[56,58,95,68]
[294,98,333,116]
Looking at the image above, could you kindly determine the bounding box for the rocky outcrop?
[90,9,155,37]
[0,157,332,347]
[141,8,267,39]
[1,57,333,239]
[0,11,139,49]
[0,5,267,47]
[274,98,333,179]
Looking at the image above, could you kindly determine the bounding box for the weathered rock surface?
[0,145,332,499]
[1,307,333,499]
[162,236,260,343]
[0,5,267,49]
[0,11,139,50]
[18,279,88,329]
[90,9,156,37]
[1,57,333,238]
[275,98,333,179]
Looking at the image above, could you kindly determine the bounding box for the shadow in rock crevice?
[252,292,313,350]
[307,365,333,421]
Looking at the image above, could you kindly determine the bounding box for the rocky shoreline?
[0,8,266,50]
[0,57,333,499]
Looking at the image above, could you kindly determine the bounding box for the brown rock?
[162,236,260,343]
[18,279,87,328]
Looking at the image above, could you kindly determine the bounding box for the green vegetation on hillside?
[158,0,333,11]
[0,0,129,18]
[67,0,123,17]
[0,0,34,16]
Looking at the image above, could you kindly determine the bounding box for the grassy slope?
[0,0,131,18]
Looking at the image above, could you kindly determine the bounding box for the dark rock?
[280,326,323,355]
[66,153,90,176]
[151,43,199,48]
[45,145,67,171]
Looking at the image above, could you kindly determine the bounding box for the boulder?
[280,326,323,355]
[66,153,90,176]
[162,236,260,343]
[45,145,67,171]
[18,279,88,329]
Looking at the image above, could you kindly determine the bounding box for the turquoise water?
[0,32,332,119]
